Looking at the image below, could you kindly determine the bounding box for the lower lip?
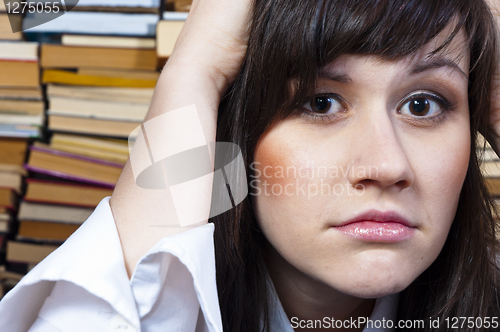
[335,221,415,242]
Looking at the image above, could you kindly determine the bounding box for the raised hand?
[110,0,253,276]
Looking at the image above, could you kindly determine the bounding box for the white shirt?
[0,197,398,331]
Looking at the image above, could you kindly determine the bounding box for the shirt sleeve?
[0,197,223,332]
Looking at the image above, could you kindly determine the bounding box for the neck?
[265,243,376,331]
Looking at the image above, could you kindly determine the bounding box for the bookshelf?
[0,0,190,298]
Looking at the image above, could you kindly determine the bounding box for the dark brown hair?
[211,0,500,331]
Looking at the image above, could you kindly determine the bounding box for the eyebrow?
[317,56,468,85]
[410,56,468,78]
[317,70,352,84]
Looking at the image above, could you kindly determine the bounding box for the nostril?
[395,179,411,189]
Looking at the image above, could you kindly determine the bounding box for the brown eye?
[304,94,344,114]
[408,98,430,115]
[400,94,444,118]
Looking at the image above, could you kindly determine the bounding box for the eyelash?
[298,93,345,122]
[299,91,457,124]
[398,92,456,122]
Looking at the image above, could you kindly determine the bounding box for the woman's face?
[252,31,470,300]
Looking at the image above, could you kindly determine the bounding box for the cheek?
[252,135,295,188]
[408,122,471,250]
[252,126,348,194]
[252,127,309,206]
[252,127,324,239]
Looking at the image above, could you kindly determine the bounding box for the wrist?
[144,60,222,122]
[164,55,234,99]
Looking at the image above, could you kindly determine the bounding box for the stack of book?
[0,41,43,138]
[0,138,28,296]
[26,133,127,187]
[1,1,159,290]
[19,134,124,245]
[0,0,194,296]
[5,134,125,276]
[0,139,27,245]
[1,0,43,138]
[22,0,160,137]
[0,1,40,294]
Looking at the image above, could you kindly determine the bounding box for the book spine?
[29,145,125,167]
[24,165,116,188]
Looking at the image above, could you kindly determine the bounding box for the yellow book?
[42,69,157,88]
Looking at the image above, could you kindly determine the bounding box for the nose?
[347,108,414,191]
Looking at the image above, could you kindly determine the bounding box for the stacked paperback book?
[0,0,43,138]
[0,41,43,138]
[1,0,162,296]
[0,139,27,252]
[0,139,28,295]
[23,0,160,137]
[0,0,192,298]
[5,133,126,278]
[0,0,43,294]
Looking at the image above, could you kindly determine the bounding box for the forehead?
[414,24,470,73]
[322,26,470,78]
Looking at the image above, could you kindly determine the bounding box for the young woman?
[207,0,500,330]
[1,0,500,331]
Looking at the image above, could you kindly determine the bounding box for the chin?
[325,251,426,299]
[342,278,411,299]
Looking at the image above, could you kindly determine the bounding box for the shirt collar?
[266,272,399,331]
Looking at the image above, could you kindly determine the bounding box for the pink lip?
[334,210,416,242]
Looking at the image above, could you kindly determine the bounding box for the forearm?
[108,0,251,277]
[109,63,221,277]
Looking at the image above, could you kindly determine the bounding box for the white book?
[48,96,149,122]
[24,12,159,36]
[0,41,38,61]
[0,124,41,138]
[61,34,155,49]
[47,85,154,104]
[162,11,189,20]
[18,201,94,224]
[75,0,160,7]
[0,113,43,126]
[33,0,160,7]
